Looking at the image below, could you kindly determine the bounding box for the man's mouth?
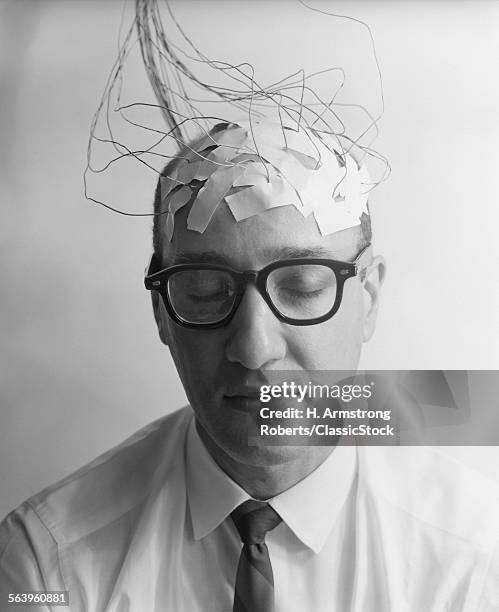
[225,387,262,400]
[223,386,265,414]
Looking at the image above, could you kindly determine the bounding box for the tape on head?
[160,118,372,241]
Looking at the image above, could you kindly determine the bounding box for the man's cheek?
[172,334,220,381]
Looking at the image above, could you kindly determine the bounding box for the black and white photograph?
[1,1,499,610]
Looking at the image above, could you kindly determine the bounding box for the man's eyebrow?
[173,250,232,265]
[172,246,339,266]
[260,246,336,260]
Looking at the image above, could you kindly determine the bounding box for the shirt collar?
[186,418,250,541]
[269,442,357,553]
[186,417,357,554]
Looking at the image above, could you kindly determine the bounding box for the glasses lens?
[267,264,337,320]
[167,269,237,324]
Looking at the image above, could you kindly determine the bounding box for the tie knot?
[231,500,282,545]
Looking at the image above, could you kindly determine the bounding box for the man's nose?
[225,284,286,370]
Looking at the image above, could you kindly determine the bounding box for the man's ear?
[151,290,170,346]
[362,255,386,343]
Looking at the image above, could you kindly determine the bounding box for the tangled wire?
[84,0,390,217]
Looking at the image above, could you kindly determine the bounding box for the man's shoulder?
[358,446,499,550]
[18,406,194,545]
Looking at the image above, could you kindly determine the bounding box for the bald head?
[152,120,373,263]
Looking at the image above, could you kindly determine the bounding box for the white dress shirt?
[1,406,498,611]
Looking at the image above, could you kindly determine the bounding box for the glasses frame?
[144,244,372,329]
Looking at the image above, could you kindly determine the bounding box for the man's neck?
[196,421,334,500]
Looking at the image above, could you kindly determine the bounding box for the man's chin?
[220,432,308,468]
[196,415,309,469]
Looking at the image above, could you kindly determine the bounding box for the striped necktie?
[231,500,282,612]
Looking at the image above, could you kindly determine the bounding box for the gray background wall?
[1,0,499,518]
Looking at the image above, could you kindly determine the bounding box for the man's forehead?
[163,201,363,267]
[169,241,360,267]
[158,118,371,245]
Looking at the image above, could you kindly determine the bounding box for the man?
[1,119,499,612]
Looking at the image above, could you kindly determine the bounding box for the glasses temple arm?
[354,244,373,282]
